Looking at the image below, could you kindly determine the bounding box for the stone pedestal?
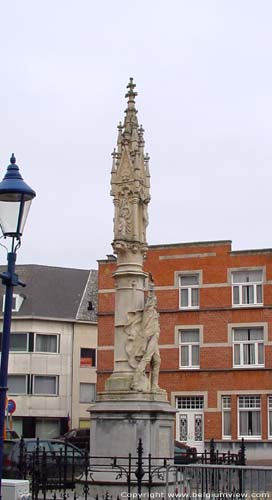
[90,391,175,458]
[87,391,176,497]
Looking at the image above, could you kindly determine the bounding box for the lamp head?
[0,154,36,239]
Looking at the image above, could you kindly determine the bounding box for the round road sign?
[7,399,16,414]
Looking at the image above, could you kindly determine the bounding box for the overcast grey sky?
[0,1,272,269]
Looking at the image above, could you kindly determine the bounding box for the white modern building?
[0,265,97,438]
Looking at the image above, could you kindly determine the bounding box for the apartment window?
[35,334,59,353]
[33,376,58,395]
[268,396,272,438]
[233,327,264,367]
[11,333,29,352]
[238,396,261,437]
[179,274,200,309]
[8,375,27,395]
[179,329,200,368]
[0,332,34,352]
[232,270,263,307]
[79,383,96,403]
[222,396,231,438]
[80,348,96,367]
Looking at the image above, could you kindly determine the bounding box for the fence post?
[210,438,216,464]
[135,439,145,499]
[238,438,246,465]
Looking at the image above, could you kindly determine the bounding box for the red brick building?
[97,239,272,460]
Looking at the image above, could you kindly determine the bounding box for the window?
[179,329,200,368]
[268,396,272,438]
[80,348,96,367]
[4,333,29,352]
[222,396,231,438]
[176,396,204,410]
[2,294,24,313]
[33,376,58,395]
[35,334,59,353]
[232,270,263,307]
[238,396,261,437]
[79,383,96,403]
[233,327,264,367]
[8,375,27,394]
[179,274,200,309]
[10,333,28,352]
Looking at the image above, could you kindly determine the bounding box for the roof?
[0,265,97,322]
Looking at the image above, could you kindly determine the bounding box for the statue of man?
[124,286,163,393]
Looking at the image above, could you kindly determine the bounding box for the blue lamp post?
[0,154,35,498]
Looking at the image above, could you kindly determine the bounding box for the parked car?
[3,438,85,481]
[62,428,90,451]
[6,430,19,439]
[174,440,197,464]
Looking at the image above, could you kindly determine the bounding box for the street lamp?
[0,154,35,498]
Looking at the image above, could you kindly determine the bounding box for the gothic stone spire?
[111,79,150,254]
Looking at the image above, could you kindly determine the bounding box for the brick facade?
[97,240,272,458]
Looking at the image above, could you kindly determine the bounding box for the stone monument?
[89,79,175,463]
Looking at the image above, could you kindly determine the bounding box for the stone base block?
[89,393,176,459]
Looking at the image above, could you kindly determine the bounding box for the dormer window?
[2,293,24,313]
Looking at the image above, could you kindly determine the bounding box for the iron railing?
[8,437,265,500]
[167,462,272,497]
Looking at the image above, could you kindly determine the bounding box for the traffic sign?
[7,399,16,414]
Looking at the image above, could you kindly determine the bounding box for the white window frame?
[232,269,263,307]
[179,273,200,310]
[32,375,59,396]
[2,294,24,313]
[9,332,29,353]
[179,329,200,369]
[8,374,28,395]
[232,327,264,368]
[176,396,204,410]
[79,383,96,403]
[238,395,261,439]
[34,333,60,354]
[222,396,231,439]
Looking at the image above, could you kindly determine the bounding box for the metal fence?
[167,462,272,497]
[11,438,271,500]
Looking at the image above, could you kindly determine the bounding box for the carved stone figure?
[124,287,164,393]
[117,196,132,238]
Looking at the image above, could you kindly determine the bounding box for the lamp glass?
[0,193,32,238]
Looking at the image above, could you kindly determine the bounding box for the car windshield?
[25,441,51,453]
[51,442,82,457]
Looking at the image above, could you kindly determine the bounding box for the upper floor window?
[33,375,59,396]
[179,274,200,309]
[8,374,27,395]
[232,270,263,307]
[80,348,96,367]
[222,396,231,439]
[9,333,29,352]
[179,329,200,368]
[0,332,59,354]
[35,334,59,353]
[238,395,261,438]
[79,383,96,403]
[233,327,264,367]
